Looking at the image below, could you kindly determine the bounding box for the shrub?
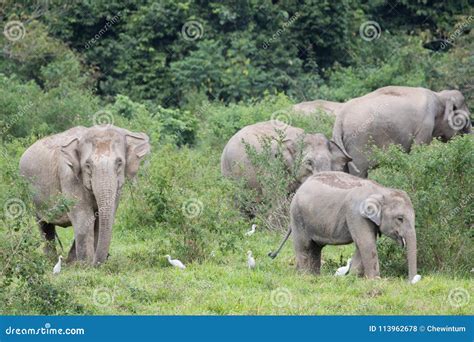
[0,141,86,314]
[370,136,473,276]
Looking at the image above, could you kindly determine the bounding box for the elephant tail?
[55,231,64,252]
[332,116,360,174]
[268,227,292,259]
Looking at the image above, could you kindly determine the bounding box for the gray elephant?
[19,125,151,265]
[333,86,472,177]
[269,171,417,281]
[220,121,351,194]
[292,100,342,116]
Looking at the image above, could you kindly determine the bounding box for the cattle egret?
[245,224,257,236]
[410,274,422,284]
[335,258,352,276]
[165,255,186,269]
[247,250,256,269]
[53,255,63,275]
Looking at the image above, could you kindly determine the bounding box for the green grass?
[52,228,473,315]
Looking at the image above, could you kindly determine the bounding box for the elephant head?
[61,125,150,264]
[360,191,417,281]
[435,90,472,141]
[283,133,352,187]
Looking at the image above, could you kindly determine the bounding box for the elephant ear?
[442,97,455,124]
[61,138,81,179]
[281,137,297,168]
[360,194,384,226]
[125,132,151,179]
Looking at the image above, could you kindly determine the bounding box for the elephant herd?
[19,86,471,282]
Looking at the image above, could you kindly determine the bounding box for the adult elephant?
[20,125,151,265]
[221,121,351,195]
[269,171,418,282]
[332,86,472,177]
[292,99,342,116]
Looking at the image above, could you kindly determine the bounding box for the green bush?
[115,144,246,263]
[370,136,473,276]
[0,141,86,314]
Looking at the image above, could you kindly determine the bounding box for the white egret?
[334,258,352,276]
[410,274,422,284]
[165,255,186,269]
[247,250,256,269]
[245,224,257,236]
[53,255,63,275]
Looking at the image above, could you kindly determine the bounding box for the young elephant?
[20,125,151,266]
[221,121,351,194]
[269,172,417,281]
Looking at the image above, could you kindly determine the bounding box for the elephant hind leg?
[294,237,323,275]
[39,221,57,259]
[66,239,76,263]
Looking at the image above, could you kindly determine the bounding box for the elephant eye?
[396,216,404,223]
[116,158,123,172]
[84,161,92,173]
[305,159,313,166]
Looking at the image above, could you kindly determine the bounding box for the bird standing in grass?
[245,224,257,236]
[53,255,63,275]
[247,250,256,269]
[165,255,186,269]
[410,274,422,284]
[334,258,351,276]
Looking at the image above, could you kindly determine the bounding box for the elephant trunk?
[92,163,117,266]
[406,229,417,281]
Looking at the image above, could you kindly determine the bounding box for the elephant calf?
[221,121,351,195]
[270,171,417,281]
[20,125,151,266]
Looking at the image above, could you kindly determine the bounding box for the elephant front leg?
[349,247,364,276]
[38,221,57,260]
[351,227,380,279]
[68,210,95,264]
